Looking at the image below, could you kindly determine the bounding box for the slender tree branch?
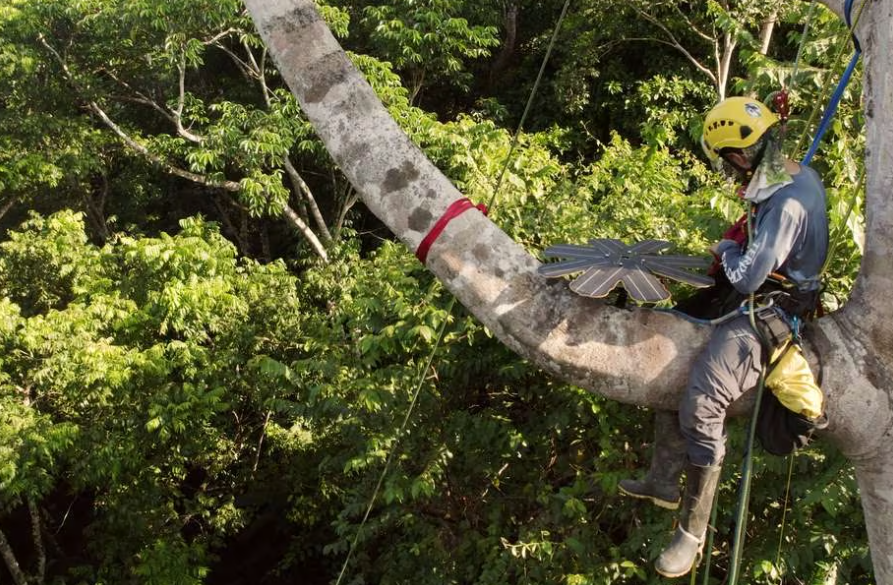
[28,497,46,583]
[214,41,257,81]
[244,40,263,78]
[251,410,273,478]
[672,4,714,42]
[335,186,359,236]
[174,56,189,132]
[102,69,203,142]
[107,93,177,124]
[283,156,332,243]
[100,56,203,143]
[631,7,718,83]
[282,202,329,261]
[0,527,29,585]
[201,27,238,46]
[40,31,331,262]
[38,34,238,191]
[0,197,18,223]
[170,51,205,143]
[718,33,736,101]
[89,101,241,190]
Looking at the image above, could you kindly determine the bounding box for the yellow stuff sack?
[765,343,823,419]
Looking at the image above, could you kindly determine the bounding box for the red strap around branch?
[415,198,488,264]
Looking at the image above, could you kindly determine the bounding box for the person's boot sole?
[617,484,680,510]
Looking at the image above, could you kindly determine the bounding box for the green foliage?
[0,0,871,584]
[0,212,99,315]
[358,0,500,98]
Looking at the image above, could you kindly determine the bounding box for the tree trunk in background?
[244,0,893,580]
[759,11,777,55]
[490,0,519,86]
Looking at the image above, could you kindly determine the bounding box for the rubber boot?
[654,462,722,578]
[618,411,686,510]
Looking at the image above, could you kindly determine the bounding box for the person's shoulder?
[795,164,824,185]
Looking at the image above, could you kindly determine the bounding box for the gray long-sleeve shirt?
[715,165,829,294]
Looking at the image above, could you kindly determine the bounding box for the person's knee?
[679,395,727,466]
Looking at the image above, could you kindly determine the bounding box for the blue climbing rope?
[801,0,864,165]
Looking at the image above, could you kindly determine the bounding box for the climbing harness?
[334,0,573,582]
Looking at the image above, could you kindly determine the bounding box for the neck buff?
[742,136,792,203]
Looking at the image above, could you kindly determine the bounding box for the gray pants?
[678,315,765,466]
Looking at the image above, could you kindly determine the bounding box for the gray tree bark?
[244,0,893,580]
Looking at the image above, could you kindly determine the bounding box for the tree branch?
[0,197,18,223]
[718,33,737,101]
[88,101,241,190]
[631,7,718,83]
[281,202,329,261]
[38,34,239,191]
[759,11,778,55]
[101,68,203,143]
[40,32,332,263]
[0,527,29,585]
[672,4,714,42]
[201,28,239,47]
[214,41,258,81]
[28,497,46,583]
[283,156,332,243]
[251,410,273,478]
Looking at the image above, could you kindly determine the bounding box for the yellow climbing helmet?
[701,97,779,168]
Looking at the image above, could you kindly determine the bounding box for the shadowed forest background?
[0,0,871,583]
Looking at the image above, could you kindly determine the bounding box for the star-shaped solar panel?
[538,239,714,303]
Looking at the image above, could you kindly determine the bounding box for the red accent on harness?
[415,198,488,264]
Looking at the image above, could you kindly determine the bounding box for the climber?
[617,96,830,578]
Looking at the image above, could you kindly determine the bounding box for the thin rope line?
[788,0,819,89]
[334,296,457,585]
[488,0,572,211]
[774,453,796,581]
[791,0,868,159]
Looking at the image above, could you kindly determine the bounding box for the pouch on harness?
[753,309,828,456]
[676,274,828,456]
